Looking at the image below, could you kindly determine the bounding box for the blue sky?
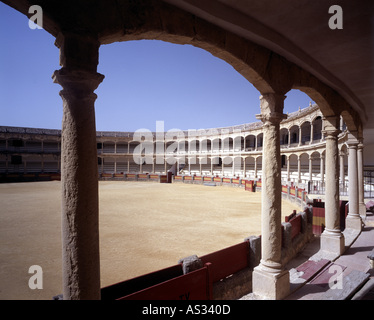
[0,2,314,132]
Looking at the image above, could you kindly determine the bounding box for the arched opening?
[288,154,298,185]
[289,125,299,145]
[244,134,256,151]
[312,116,323,142]
[280,128,289,147]
[96,40,264,132]
[300,121,311,145]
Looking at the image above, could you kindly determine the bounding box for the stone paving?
[285,212,374,300]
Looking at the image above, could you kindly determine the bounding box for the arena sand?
[0,180,300,300]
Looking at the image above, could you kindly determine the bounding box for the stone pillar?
[297,156,301,184]
[320,116,344,256]
[254,157,258,179]
[309,155,313,182]
[358,141,366,218]
[320,154,325,185]
[346,133,362,230]
[340,152,345,192]
[287,155,290,182]
[253,93,289,300]
[53,33,104,300]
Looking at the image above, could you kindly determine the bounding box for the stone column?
[320,116,344,256]
[287,155,290,182]
[254,157,258,179]
[340,152,345,192]
[346,133,362,230]
[253,93,289,300]
[320,154,325,185]
[297,156,301,184]
[358,141,366,218]
[53,33,104,300]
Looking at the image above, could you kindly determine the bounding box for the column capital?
[256,93,287,124]
[322,115,341,137]
[346,131,359,148]
[53,68,104,97]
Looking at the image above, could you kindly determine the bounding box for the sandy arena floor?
[0,180,300,300]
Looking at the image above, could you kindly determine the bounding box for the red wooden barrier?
[102,241,251,300]
[200,241,249,283]
[113,173,124,178]
[290,187,296,196]
[118,263,213,300]
[102,173,112,178]
[160,172,172,183]
[297,188,303,199]
[313,206,325,235]
[245,180,253,192]
[101,264,183,300]
[282,185,288,194]
[50,173,61,181]
[312,200,348,235]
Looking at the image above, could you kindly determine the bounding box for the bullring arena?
[0,180,300,300]
[1,104,374,300]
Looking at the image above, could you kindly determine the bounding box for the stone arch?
[291,84,361,132]
[95,1,279,95]
[7,0,365,133]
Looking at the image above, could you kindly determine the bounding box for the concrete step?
[351,278,374,300]
[317,269,370,300]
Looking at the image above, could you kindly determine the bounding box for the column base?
[346,215,362,231]
[359,203,367,219]
[252,263,290,300]
[320,230,345,256]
